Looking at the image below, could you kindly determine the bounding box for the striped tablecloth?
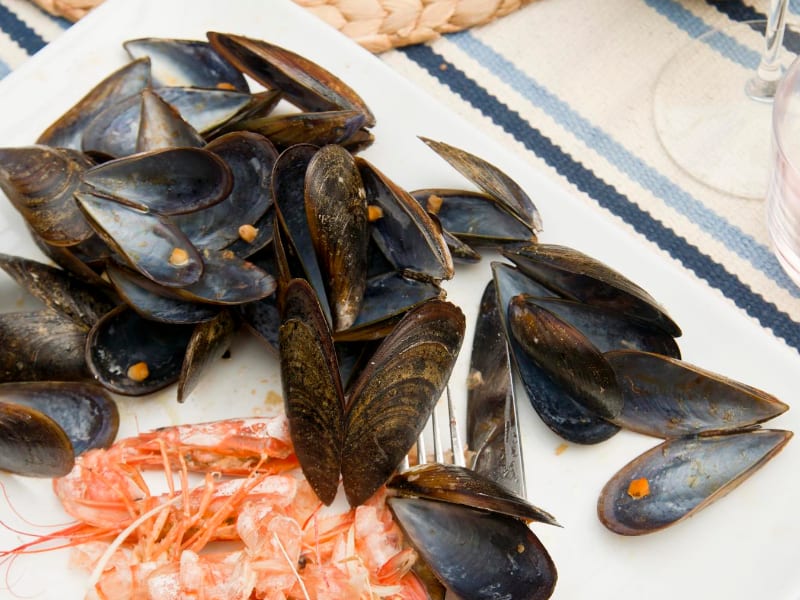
[0,0,799,356]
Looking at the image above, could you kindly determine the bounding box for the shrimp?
[4,416,429,599]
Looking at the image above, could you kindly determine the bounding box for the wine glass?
[653,0,796,199]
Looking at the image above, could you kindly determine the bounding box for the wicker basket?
[30,0,535,52]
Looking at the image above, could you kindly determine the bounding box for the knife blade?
[466,280,527,497]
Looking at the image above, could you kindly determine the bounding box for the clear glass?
[767,52,800,286]
[653,6,797,200]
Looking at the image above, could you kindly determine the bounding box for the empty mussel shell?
[135,88,205,152]
[598,429,792,535]
[81,147,232,215]
[0,381,118,455]
[37,57,151,150]
[123,37,249,92]
[177,309,237,403]
[492,262,620,445]
[0,402,74,477]
[508,293,623,422]
[606,350,788,438]
[233,110,367,150]
[388,463,559,526]
[419,137,543,233]
[0,310,91,383]
[207,32,375,127]
[503,243,682,338]
[86,305,195,395]
[0,252,117,330]
[0,146,96,246]
[388,497,557,600]
[305,144,368,331]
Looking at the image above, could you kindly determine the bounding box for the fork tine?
[447,386,465,467]
[431,396,445,464]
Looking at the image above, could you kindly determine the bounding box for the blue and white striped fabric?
[1,0,799,356]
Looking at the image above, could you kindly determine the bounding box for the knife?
[466,280,527,497]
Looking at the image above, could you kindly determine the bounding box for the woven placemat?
[29,0,535,52]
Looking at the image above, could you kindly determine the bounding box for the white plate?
[1,1,799,598]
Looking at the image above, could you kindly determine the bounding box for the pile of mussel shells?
[0,32,563,600]
[490,242,792,535]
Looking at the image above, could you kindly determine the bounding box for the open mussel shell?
[419,137,543,233]
[0,146,96,246]
[81,87,252,158]
[358,157,454,282]
[598,429,792,535]
[76,192,204,288]
[37,57,151,150]
[135,88,205,152]
[86,305,194,395]
[0,310,90,383]
[0,252,117,329]
[123,37,249,92]
[388,463,559,526]
[233,110,367,150]
[606,350,788,438]
[388,497,557,600]
[412,188,537,246]
[207,32,376,127]
[305,144,368,331]
[503,243,682,338]
[341,299,465,506]
[174,131,277,251]
[177,309,237,403]
[0,381,118,455]
[81,147,232,215]
[279,278,345,505]
[105,262,220,324]
[0,402,74,477]
[508,293,623,422]
[492,262,620,444]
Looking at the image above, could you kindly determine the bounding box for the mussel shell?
[81,87,252,158]
[333,270,444,342]
[341,299,465,506]
[358,157,454,282]
[81,147,232,215]
[171,249,276,306]
[174,132,277,251]
[508,293,623,422]
[503,243,682,338]
[75,192,204,288]
[239,290,280,354]
[105,262,220,324]
[279,278,345,505]
[519,295,680,358]
[0,146,96,246]
[177,309,237,403]
[419,137,543,232]
[412,188,537,245]
[0,252,117,330]
[123,37,249,92]
[305,144,368,331]
[606,350,788,438]
[30,233,110,289]
[37,57,151,150]
[597,429,793,535]
[0,402,74,477]
[0,310,90,383]
[388,497,557,600]
[86,305,194,395]
[135,88,205,152]
[0,381,118,455]
[207,32,375,127]
[492,262,620,445]
[389,464,559,526]
[233,110,367,150]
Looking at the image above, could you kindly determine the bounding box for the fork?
[401,386,465,470]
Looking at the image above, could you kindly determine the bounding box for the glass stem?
[746,0,790,101]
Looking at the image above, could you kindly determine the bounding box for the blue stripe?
[0,4,48,56]
[0,59,9,79]
[399,44,800,352]
[449,31,800,297]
